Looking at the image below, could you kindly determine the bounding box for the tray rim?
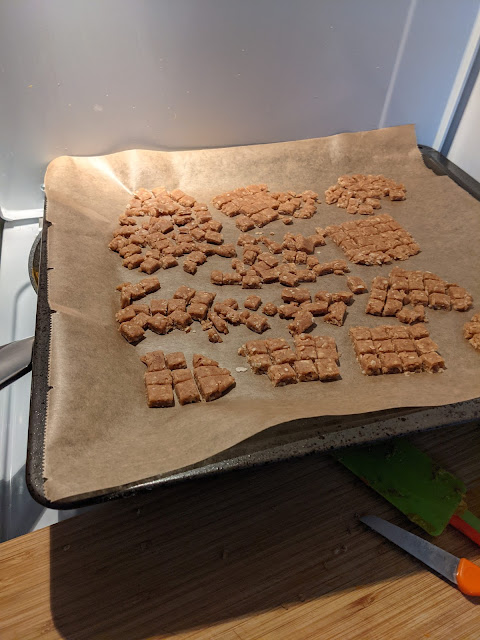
[26,146,480,510]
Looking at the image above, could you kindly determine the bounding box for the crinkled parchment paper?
[42,125,480,501]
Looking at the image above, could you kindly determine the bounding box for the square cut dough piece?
[408,323,430,339]
[281,287,311,304]
[294,334,315,347]
[196,374,236,402]
[244,295,262,310]
[244,339,268,355]
[262,302,278,316]
[191,291,216,307]
[115,307,136,323]
[165,352,187,370]
[144,370,173,386]
[366,298,384,315]
[247,353,272,374]
[267,364,298,387]
[370,326,390,341]
[349,327,372,341]
[409,290,429,306]
[387,326,410,339]
[169,309,193,329]
[315,358,340,381]
[324,302,347,326]
[354,340,375,356]
[429,293,451,310]
[399,351,423,372]
[396,305,425,324]
[469,334,480,351]
[246,313,270,334]
[278,303,299,319]
[370,289,387,302]
[119,321,145,343]
[374,339,395,354]
[414,337,439,355]
[392,338,416,352]
[174,285,196,302]
[382,300,403,316]
[302,301,329,316]
[379,352,403,374]
[293,359,319,381]
[148,315,172,335]
[271,348,297,365]
[174,379,201,405]
[316,345,338,361]
[192,354,219,368]
[188,302,209,321]
[359,353,382,375]
[194,365,231,380]
[347,276,368,294]
[140,257,161,274]
[422,352,446,372]
[168,298,187,314]
[151,299,169,315]
[315,335,337,350]
[288,311,314,335]
[296,345,317,361]
[172,368,194,384]
[146,384,175,408]
[463,321,480,339]
[141,350,166,371]
[266,338,289,352]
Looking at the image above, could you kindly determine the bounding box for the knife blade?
[361,515,480,596]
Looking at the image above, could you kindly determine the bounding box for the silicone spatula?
[333,439,480,544]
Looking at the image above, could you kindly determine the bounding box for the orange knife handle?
[450,512,480,547]
[457,558,480,596]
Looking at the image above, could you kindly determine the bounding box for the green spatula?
[333,439,480,545]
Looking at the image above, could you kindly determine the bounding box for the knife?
[361,515,480,596]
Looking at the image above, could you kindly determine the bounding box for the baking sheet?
[43,125,480,501]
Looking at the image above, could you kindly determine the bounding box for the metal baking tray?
[26,147,480,509]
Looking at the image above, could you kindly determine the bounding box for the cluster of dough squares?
[116,284,219,343]
[349,324,445,375]
[116,284,267,345]
[279,287,353,331]
[238,335,340,385]
[325,174,406,214]
[365,267,473,323]
[109,187,237,276]
[212,183,320,230]
[205,297,270,338]
[141,351,235,407]
[463,313,480,352]
[325,214,420,264]
[210,230,351,289]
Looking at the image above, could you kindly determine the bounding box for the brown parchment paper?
[43,125,480,501]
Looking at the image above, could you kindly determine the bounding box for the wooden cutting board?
[1,422,480,640]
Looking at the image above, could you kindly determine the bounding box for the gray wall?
[1,0,479,212]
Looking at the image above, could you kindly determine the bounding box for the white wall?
[1,0,479,214]
[448,70,480,183]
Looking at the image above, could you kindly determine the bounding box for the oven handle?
[0,337,34,388]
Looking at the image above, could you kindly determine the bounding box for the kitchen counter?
[1,421,479,640]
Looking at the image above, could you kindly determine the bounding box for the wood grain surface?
[1,422,480,640]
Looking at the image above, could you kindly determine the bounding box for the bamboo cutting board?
[1,422,480,640]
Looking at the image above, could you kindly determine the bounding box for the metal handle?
[0,337,34,387]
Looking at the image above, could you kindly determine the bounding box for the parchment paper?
[43,125,480,501]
